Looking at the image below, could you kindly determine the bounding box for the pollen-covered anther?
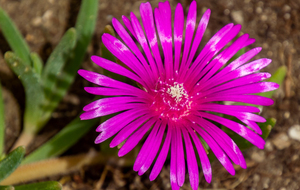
[150,81,192,120]
[166,82,188,103]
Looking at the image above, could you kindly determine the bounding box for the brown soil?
[0,0,299,189]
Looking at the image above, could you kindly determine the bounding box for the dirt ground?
[0,0,299,189]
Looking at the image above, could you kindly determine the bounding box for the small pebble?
[271,133,291,150]
[288,124,300,142]
[251,150,265,163]
[231,10,244,24]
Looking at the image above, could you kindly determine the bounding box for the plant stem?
[11,132,34,151]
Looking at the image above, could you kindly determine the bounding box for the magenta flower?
[78,1,278,189]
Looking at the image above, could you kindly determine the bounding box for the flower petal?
[110,115,155,148]
[175,125,185,186]
[199,112,265,149]
[173,3,184,74]
[112,17,155,86]
[154,2,173,79]
[179,0,197,71]
[131,13,159,79]
[140,2,164,77]
[133,121,161,171]
[121,15,137,39]
[170,127,180,190]
[91,56,143,85]
[138,121,167,175]
[149,124,172,181]
[187,126,212,183]
[193,124,236,175]
[182,127,199,190]
[96,109,148,132]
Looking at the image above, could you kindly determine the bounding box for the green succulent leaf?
[259,65,287,99]
[39,28,77,124]
[42,28,76,93]
[230,118,276,150]
[4,52,44,134]
[30,52,43,76]
[0,7,31,66]
[0,146,25,182]
[22,116,99,164]
[14,181,62,190]
[0,82,4,155]
[0,186,14,190]
[55,0,98,93]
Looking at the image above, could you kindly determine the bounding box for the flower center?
[149,79,192,121]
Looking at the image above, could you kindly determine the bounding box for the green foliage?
[4,52,44,134]
[0,186,14,190]
[230,118,276,150]
[22,116,99,164]
[0,146,25,182]
[0,83,4,155]
[259,66,287,98]
[0,7,31,66]
[30,53,43,76]
[14,181,62,190]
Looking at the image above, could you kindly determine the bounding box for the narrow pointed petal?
[110,115,153,148]
[96,109,148,132]
[173,3,184,73]
[180,0,197,71]
[149,125,172,181]
[170,127,180,190]
[131,13,159,79]
[140,2,164,76]
[91,55,143,85]
[193,125,236,175]
[138,122,167,175]
[122,15,137,39]
[175,125,185,186]
[187,127,212,183]
[199,112,266,149]
[154,2,173,79]
[182,127,199,190]
[133,121,161,171]
[118,119,156,157]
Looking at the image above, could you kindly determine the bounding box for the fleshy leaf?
[0,146,25,182]
[14,181,62,190]
[22,116,99,164]
[30,52,43,76]
[259,66,287,98]
[229,118,276,150]
[54,0,98,94]
[0,82,4,155]
[0,186,14,190]
[0,7,31,66]
[4,52,44,134]
[40,28,77,124]
[42,28,76,94]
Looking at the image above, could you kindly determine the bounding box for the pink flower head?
[78,1,278,189]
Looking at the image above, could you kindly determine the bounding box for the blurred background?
[0,0,299,189]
